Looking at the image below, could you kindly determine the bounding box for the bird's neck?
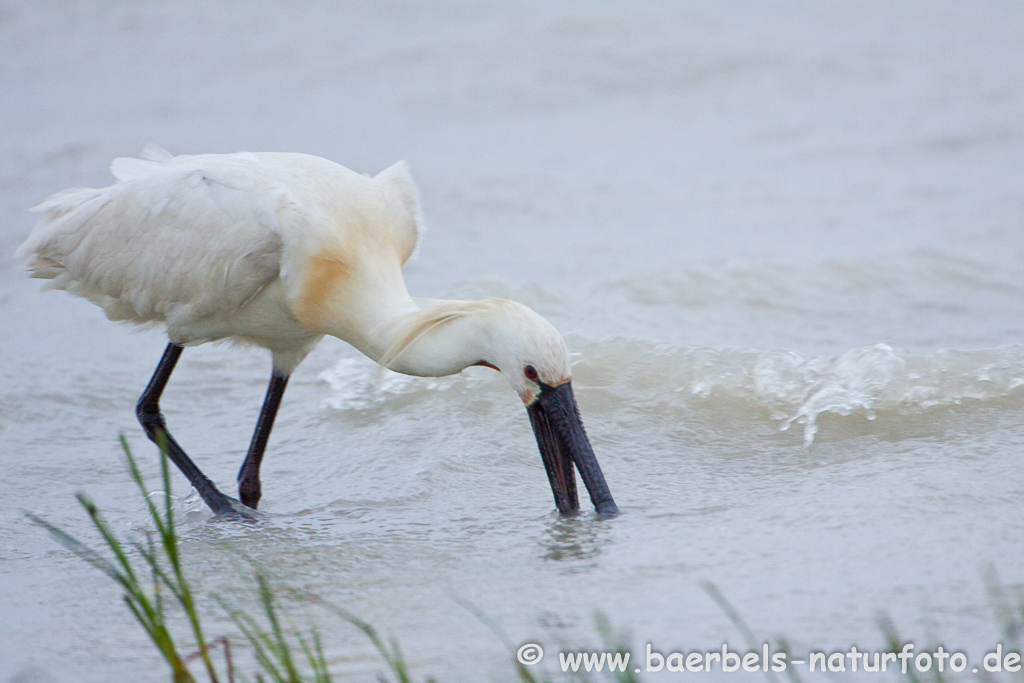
[341,295,495,378]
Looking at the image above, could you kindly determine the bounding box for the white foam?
[319,356,495,411]
[319,338,1024,445]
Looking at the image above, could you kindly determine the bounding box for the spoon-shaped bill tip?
[527,382,617,517]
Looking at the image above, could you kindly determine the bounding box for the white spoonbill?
[17,147,618,518]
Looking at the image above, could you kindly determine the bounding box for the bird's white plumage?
[15,148,620,519]
[18,148,571,395]
[24,155,285,324]
[19,148,424,372]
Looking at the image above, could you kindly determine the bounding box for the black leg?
[237,373,290,509]
[136,343,238,515]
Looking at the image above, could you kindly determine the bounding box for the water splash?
[626,340,1024,446]
[318,357,495,411]
[761,343,1024,444]
[319,340,1024,446]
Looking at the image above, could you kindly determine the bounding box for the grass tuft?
[28,436,1019,683]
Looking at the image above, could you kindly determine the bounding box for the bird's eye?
[524,365,539,381]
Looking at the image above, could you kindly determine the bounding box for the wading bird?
[17,147,617,518]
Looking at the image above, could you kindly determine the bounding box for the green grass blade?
[318,601,414,683]
[26,512,121,581]
[593,612,640,683]
[124,436,222,682]
[876,613,922,683]
[702,582,781,683]
[256,573,302,681]
[772,638,803,683]
[450,595,550,683]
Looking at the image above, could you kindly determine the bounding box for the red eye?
[524,365,539,381]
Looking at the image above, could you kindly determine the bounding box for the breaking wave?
[320,340,1024,446]
[574,339,1024,445]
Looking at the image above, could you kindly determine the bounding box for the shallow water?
[2,1,1024,681]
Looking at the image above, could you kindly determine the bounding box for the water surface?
[2,2,1023,681]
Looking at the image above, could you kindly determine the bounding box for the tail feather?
[19,146,173,280]
[110,145,174,182]
[16,187,113,278]
[139,144,173,162]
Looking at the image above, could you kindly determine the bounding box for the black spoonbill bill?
[17,147,618,518]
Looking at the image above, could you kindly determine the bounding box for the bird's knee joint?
[136,402,164,430]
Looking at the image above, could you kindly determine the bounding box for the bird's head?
[382,299,618,517]
[476,302,618,517]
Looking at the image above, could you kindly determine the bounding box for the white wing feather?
[17,152,295,328]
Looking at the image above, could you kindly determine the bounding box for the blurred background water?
[2,1,1023,680]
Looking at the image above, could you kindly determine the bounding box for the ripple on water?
[319,338,1024,448]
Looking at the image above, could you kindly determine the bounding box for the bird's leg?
[136,343,238,515]
[237,373,290,509]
